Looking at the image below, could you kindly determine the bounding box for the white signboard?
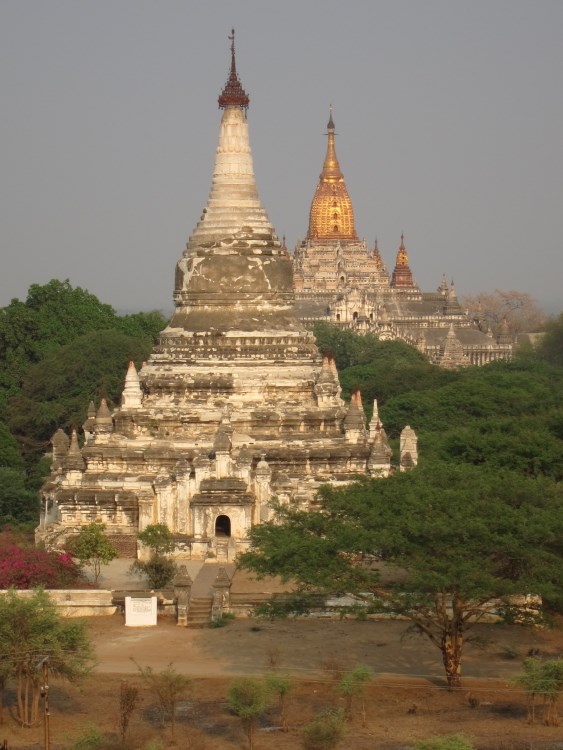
[125,596,158,627]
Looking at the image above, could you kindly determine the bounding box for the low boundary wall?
[0,589,117,617]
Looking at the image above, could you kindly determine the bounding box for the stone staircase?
[215,539,230,562]
[186,596,213,628]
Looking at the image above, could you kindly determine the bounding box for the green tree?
[116,310,167,340]
[517,657,563,726]
[0,588,94,727]
[0,420,37,526]
[137,523,175,555]
[136,663,191,741]
[334,665,372,723]
[311,324,452,399]
[0,280,164,492]
[0,467,38,526]
[381,357,563,438]
[228,677,271,750]
[70,521,118,584]
[0,280,117,399]
[131,524,177,590]
[0,419,24,469]
[536,311,563,366]
[240,462,563,688]
[7,329,154,448]
[265,672,293,732]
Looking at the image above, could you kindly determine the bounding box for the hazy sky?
[1,1,562,315]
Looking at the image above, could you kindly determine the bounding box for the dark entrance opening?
[215,515,231,537]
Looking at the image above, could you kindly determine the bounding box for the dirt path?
[87,612,562,684]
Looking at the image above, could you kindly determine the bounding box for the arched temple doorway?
[215,515,231,537]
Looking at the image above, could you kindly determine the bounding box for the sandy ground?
[87,612,562,683]
[3,562,563,748]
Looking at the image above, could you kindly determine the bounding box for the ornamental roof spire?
[373,238,383,270]
[184,30,277,253]
[218,29,249,110]
[391,233,416,288]
[321,105,344,183]
[307,107,358,241]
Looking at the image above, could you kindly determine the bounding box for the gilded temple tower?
[293,113,512,366]
[308,108,358,241]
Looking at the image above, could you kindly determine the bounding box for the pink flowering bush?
[0,530,85,589]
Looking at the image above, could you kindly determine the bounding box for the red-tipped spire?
[218,29,249,110]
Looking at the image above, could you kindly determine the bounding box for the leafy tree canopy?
[0,419,24,470]
[536,311,563,367]
[7,328,154,450]
[0,588,94,726]
[137,523,176,555]
[312,322,430,372]
[69,521,118,584]
[240,462,563,687]
[0,279,165,403]
[0,467,38,526]
[382,356,563,436]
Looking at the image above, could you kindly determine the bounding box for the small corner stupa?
[39,32,414,560]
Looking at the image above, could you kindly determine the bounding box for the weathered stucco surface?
[39,47,416,560]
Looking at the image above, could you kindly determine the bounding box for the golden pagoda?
[308,109,358,241]
[293,115,513,368]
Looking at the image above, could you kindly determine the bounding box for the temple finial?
[228,28,235,70]
[328,104,335,131]
[218,28,249,110]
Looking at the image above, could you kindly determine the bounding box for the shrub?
[0,530,84,588]
[301,709,345,749]
[414,735,475,750]
[228,677,271,750]
[118,680,140,747]
[130,555,177,590]
[71,725,105,750]
[517,657,563,725]
[136,663,191,741]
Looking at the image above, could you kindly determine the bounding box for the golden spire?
[307,108,358,241]
[391,234,415,288]
[395,234,409,267]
